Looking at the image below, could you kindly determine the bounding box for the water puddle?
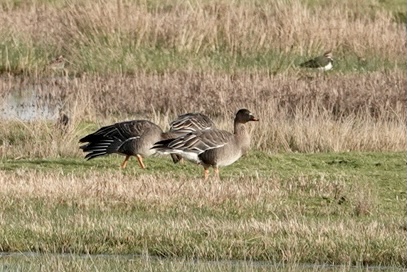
[0,78,65,121]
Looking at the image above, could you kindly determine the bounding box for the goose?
[168,112,215,163]
[152,109,258,179]
[300,51,333,71]
[79,113,214,169]
[79,120,163,169]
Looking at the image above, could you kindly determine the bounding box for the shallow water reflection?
[0,85,60,121]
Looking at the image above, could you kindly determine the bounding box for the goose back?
[153,109,258,169]
[80,120,163,160]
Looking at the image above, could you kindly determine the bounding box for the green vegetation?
[0,152,405,267]
[0,0,405,75]
[3,253,396,272]
[0,0,405,270]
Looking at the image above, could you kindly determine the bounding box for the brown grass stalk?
[0,169,404,264]
[1,70,405,158]
[0,0,404,66]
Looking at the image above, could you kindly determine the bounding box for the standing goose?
[152,109,259,180]
[300,51,333,71]
[168,113,215,163]
[79,113,215,169]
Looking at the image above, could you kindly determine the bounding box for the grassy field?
[0,0,406,270]
[4,253,399,272]
[0,71,405,158]
[0,152,406,269]
[0,0,405,75]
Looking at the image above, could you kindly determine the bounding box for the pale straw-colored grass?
[0,0,405,268]
[0,70,404,158]
[0,168,404,265]
[0,0,404,73]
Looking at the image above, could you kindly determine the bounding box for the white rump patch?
[156,149,201,164]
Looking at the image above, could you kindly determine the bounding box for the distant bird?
[79,112,215,169]
[152,109,259,180]
[48,55,66,71]
[168,113,216,164]
[300,51,333,71]
[46,55,69,77]
[56,109,70,132]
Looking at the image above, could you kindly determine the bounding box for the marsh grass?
[0,70,405,159]
[0,0,405,75]
[0,152,405,266]
[0,0,405,269]
[0,0,405,159]
[1,253,392,272]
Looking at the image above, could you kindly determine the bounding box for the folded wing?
[153,129,232,163]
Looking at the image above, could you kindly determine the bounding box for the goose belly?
[199,148,242,167]
[217,151,241,166]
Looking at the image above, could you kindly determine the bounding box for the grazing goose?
[152,109,259,180]
[168,113,215,163]
[300,51,333,71]
[79,113,214,169]
[79,120,164,169]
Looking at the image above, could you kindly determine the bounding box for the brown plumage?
[299,51,333,71]
[46,55,69,77]
[48,55,66,70]
[169,113,215,135]
[79,113,215,169]
[168,113,215,163]
[79,120,164,169]
[152,109,259,179]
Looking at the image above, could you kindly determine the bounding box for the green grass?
[1,38,404,76]
[1,253,402,272]
[0,0,405,76]
[0,152,405,267]
[3,254,399,272]
[0,0,405,269]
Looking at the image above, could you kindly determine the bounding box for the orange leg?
[203,167,210,181]
[121,155,130,169]
[136,154,146,169]
[214,166,220,179]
